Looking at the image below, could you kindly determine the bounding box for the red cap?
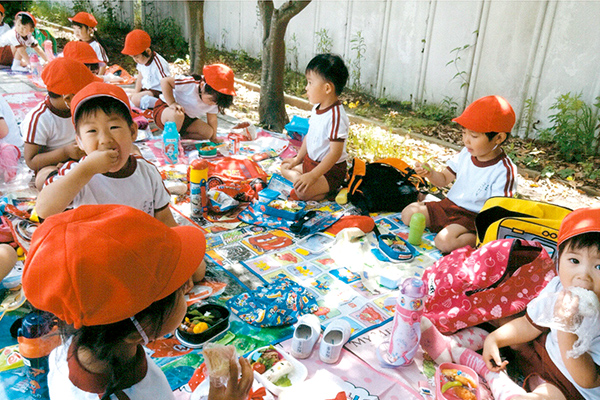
[22,205,206,328]
[41,58,102,95]
[452,95,515,133]
[326,215,375,235]
[16,11,37,27]
[0,5,5,14]
[70,82,131,124]
[203,64,236,96]
[557,207,600,248]
[122,29,151,56]
[68,12,98,28]
[63,41,101,64]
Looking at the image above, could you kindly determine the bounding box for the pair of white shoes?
[290,314,351,364]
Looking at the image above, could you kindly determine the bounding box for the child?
[22,204,253,400]
[280,53,350,201]
[0,93,21,148]
[121,29,170,109]
[62,40,101,74]
[20,57,101,189]
[401,95,517,253]
[0,11,48,71]
[69,12,108,75]
[0,4,8,35]
[0,4,12,66]
[154,63,235,142]
[479,207,600,400]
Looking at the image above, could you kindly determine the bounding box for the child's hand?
[168,102,184,113]
[82,149,120,174]
[414,161,432,177]
[64,143,86,161]
[208,357,253,400]
[281,157,298,169]
[482,335,508,372]
[294,171,318,193]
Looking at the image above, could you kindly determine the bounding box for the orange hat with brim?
[557,207,600,248]
[63,41,101,64]
[23,205,206,328]
[70,82,132,124]
[68,12,97,28]
[203,64,236,96]
[16,11,37,27]
[122,29,151,56]
[452,95,515,133]
[0,5,5,14]
[41,58,102,95]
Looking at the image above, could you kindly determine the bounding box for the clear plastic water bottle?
[408,212,426,245]
[17,311,60,398]
[377,278,427,367]
[43,40,55,61]
[162,121,180,164]
[29,54,41,76]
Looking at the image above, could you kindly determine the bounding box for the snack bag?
[202,344,239,387]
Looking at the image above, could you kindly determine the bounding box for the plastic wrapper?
[202,344,239,387]
[528,286,600,358]
[207,190,239,213]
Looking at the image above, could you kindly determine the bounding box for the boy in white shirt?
[401,95,518,253]
[121,29,170,109]
[281,53,350,201]
[0,11,48,71]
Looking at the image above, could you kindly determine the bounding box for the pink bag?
[423,239,556,334]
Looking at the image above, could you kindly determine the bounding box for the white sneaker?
[319,319,351,364]
[290,313,321,359]
[11,59,28,72]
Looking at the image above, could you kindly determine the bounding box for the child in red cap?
[62,40,101,74]
[402,95,518,253]
[0,11,48,71]
[69,12,108,75]
[20,57,101,189]
[0,4,12,66]
[22,204,253,400]
[153,63,236,142]
[121,29,170,109]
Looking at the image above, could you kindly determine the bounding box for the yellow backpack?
[475,197,572,258]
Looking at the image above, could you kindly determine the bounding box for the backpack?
[422,238,556,334]
[346,158,427,214]
[206,157,268,199]
[475,197,572,259]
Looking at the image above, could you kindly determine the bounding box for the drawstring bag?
[423,239,556,334]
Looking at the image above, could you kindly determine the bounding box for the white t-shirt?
[47,155,170,216]
[445,147,517,213]
[20,97,76,151]
[87,39,108,65]
[527,276,600,400]
[0,28,38,48]
[0,96,22,147]
[137,52,170,91]
[159,75,218,119]
[305,101,349,163]
[0,23,11,37]
[48,341,175,400]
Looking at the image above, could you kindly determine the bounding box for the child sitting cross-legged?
[401,95,518,254]
[121,29,170,109]
[280,53,350,201]
[35,82,206,281]
[22,205,253,400]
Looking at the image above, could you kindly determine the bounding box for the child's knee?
[192,259,206,283]
[434,234,455,254]
[401,202,421,225]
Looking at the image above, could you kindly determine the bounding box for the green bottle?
[408,212,426,245]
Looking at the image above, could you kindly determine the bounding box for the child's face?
[15,20,34,37]
[131,50,151,65]
[558,243,600,300]
[200,82,216,106]
[76,110,137,173]
[461,129,504,161]
[155,279,192,338]
[0,12,5,24]
[305,70,332,105]
[73,24,93,41]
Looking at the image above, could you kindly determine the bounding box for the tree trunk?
[258,1,311,131]
[187,0,206,74]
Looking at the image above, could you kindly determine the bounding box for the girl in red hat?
[153,64,236,143]
[69,12,108,75]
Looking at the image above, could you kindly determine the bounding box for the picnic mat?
[1,91,47,123]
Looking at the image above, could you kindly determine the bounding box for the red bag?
[423,239,556,334]
[207,157,267,199]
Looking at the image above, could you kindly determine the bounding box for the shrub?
[539,92,599,162]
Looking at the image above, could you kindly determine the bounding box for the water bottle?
[162,121,180,164]
[29,54,41,76]
[17,311,61,398]
[408,212,426,245]
[377,278,427,367]
[190,159,208,218]
[43,40,55,61]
